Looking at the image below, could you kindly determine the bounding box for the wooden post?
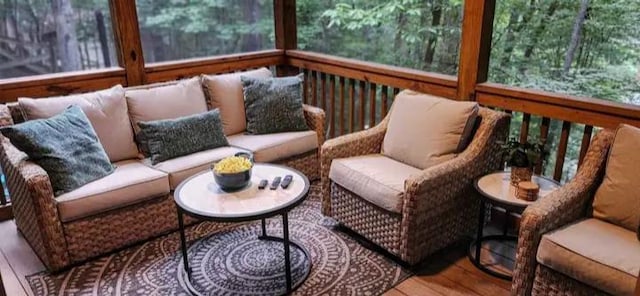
[274,0,297,76]
[109,0,145,86]
[457,0,496,100]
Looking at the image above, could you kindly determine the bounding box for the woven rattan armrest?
[319,117,389,215]
[0,137,70,270]
[303,104,326,147]
[511,129,614,296]
[398,109,510,261]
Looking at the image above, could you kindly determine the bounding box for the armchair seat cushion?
[537,218,640,296]
[56,160,170,222]
[227,131,318,163]
[150,146,249,189]
[329,154,421,213]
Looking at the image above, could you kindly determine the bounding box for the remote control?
[258,179,268,189]
[270,177,281,190]
[281,175,293,189]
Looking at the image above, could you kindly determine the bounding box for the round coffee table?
[174,163,311,295]
[468,171,560,280]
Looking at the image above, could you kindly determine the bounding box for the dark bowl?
[212,166,252,191]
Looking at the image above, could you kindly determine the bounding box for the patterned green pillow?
[137,109,228,164]
[241,74,309,135]
[0,106,114,196]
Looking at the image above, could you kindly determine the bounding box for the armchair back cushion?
[125,77,208,134]
[201,68,273,135]
[592,124,640,231]
[382,90,478,169]
[18,85,138,162]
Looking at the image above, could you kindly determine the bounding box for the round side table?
[174,163,311,295]
[468,171,560,280]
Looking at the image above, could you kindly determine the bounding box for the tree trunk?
[521,0,559,73]
[241,0,260,52]
[423,0,442,70]
[394,13,406,53]
[50,0,81,71]
[563,0,589,74]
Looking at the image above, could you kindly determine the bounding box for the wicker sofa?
[0,69,325,271]
[320,92,510,265]
[512,128,640,296]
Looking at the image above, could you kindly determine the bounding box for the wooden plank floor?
[0,219,514,296]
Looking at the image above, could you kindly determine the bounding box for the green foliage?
[498,138,549,168]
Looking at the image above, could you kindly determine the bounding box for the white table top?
[174,164,309,220]
[475,171,561,209]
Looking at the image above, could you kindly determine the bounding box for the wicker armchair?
[320,107,510,265]
[511,129,637,295]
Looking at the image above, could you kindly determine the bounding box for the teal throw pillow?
[0,106,114,196]
[137,109,228,165]
[241,74,309,135]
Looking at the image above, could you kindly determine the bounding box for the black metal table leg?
[474,200,485,263]
[261,218,267,237]
[502,210,510,235]
[177,208,191,280]
[282,212,292,293]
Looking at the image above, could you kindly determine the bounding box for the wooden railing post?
[109,0,146,86]
[457,0,496,100]
[274,0,297,76]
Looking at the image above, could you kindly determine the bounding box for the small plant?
[498,138,548,168]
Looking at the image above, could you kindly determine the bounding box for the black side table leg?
[282,212,292,293]
[177,208,191,280]
[261,218,267,237]
[474,200,485,263]
[502,210,510,236]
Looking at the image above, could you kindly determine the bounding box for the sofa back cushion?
[18,85,138,162]
[125,77,208,134]
[382,90,478,169]
[592,124,640,231]
[201,68,272,135]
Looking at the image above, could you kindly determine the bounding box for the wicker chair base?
[63,194,197,265]
[532,265,610,296]
[276,149,320,181]
[330,182,402,257]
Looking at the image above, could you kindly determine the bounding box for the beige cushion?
[125,77,208,133]
[201,68,273,135]
[56,160,170,222]
[592,124,640,231]
[227,131,318,163]
[151,146,249,189]
[537,219,640,296]
[382,90,478,169]
[18,85,138,162]
[329,154,421,213]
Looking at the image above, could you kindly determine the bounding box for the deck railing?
[1,49,640,221]
[288,50,640,183]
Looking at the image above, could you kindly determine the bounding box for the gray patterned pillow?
[0,106,114,196]
[241,74,309,135]
[137,109,228,164]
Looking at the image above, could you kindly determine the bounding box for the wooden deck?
[0,219,514,296]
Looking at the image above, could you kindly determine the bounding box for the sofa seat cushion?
[537,218,640,296]
[329,154,421,213]
[382,90,478,169]
[56,160,170,222]
[151,146,249,189]
[227,131,318,163]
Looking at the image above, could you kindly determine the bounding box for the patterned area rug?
[27,184,410,295]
